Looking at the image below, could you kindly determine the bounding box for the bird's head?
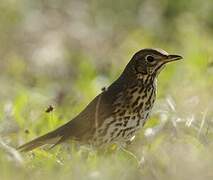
[127,48,183,79]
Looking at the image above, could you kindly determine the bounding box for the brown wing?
[56,91,115,142]
[17,73,128,152]
[17,91,115,152]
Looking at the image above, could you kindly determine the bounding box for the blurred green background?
[0,0,213,180]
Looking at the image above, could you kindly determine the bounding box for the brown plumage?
[18,48,182,152]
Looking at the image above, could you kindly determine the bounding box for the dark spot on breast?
[100,119,116,136]
[121,104,126,108]
[110,128,118,137]
[138,102,144,109]
[145,101,150,106]
[124,116,130,120]
[147,86,152,91]
[113,108,121,115]
[139,87,144,94]
[126,130,136,138]
[115,122,123,127]
[118,117,123,121]
[136,119,140,126]
[142,93,147,99]
[145,106,150,111]
[116,130,123,138]
[119,110,126,116]
[132,96,140,108]
[133,101,144,113]
[124,120,128,127]
[133,107,139,113]
[130,87,138,94]
[122,127,135,136]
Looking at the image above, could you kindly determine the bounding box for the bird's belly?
[116,110,150,141]
[92,110,150,146]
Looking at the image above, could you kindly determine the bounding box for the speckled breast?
[92,83,156,146]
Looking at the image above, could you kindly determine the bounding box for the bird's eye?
[145,55,155,63]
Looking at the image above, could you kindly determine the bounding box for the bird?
[18,48,182,152]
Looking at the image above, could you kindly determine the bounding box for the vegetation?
[0,0,213,179]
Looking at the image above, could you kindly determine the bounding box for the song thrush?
[18,48,182,152]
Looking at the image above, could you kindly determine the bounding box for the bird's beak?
[165,54,183,63]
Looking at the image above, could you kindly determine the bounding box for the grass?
[0,50,213,179]
[0,1,213,179]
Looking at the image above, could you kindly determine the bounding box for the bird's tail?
[17,121,75,152]
[17,131,61,152]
